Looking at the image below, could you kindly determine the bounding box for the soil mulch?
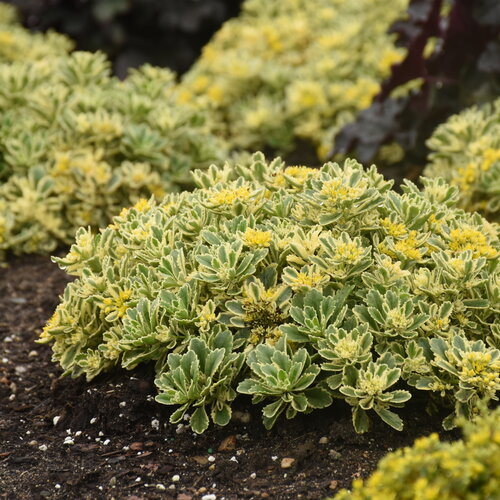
[0,255,457,500]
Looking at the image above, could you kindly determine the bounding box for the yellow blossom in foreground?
[243,228,272,247]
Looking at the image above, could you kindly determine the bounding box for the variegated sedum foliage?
[0,4,73,63]
[425,98,500,221]
[41,153,500,434]
[0,16,225,258]
[333,406,500,500]
[178,0,407,160]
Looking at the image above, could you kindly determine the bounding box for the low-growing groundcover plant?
[425,98,500,221]
[41,153,500,434]
[178,0,408,160]
[0,11,225,259]
[332,406,500,500]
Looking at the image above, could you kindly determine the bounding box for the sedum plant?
[333,406,500,500]
[0,27,225,258]
[425,98,500,221]
[177,0,407,160]
[41,153,500,434]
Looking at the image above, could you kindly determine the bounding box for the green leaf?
[191,406,210,434]
[352,406,370,433]
[375,407,403,431]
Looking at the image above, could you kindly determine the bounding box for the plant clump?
[0,18,226,259]
[425,98,500,221]
[333,406,500,500]
[178,0,407,160]
[41,153,500,434]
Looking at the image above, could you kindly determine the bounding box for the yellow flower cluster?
[425,98,500,220]
[243,228,272,248]
[102,289,133,319]
[209,186,252,207]
[179,0,407,159]
[449,227,498,259]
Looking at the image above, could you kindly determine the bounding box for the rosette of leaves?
[178,0,408,160]
[0,39,226,258]
[424,98,500,220]
[42,153,500,434]
[333,406,500,500]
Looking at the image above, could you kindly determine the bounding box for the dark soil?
[0,255,457,500]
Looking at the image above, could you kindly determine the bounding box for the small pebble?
[319,436,329,444]
[280,458,295,469]
[119,401,127,408]
[172,474,180,482]
[156,484,166,491]
[52,416,61,426]
[329,480,339,490]
[28,440,38,446]
[208,464,215,471]
[168,484,176,490]
[201,495,216,500]
[151,419,160,430]
[207,455,215,463]
[250,473,256,479]
[39,444,48,452]
[90,418,97,424]
[28,350,38,357]
[54,484,61,490]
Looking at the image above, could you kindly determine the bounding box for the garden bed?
[0,255,456,500]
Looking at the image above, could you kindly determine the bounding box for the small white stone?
[201,495,217,500]
[271,455,278,461]
[53,415,61,426]
[168,448,173,453]
[156,484,166,491]
[319,436,329,444]
[90,417,97,424]
[208,455,216,462]
[63,437,74,445]
[171,474,180,482]
[250,472,256,479]
[2,357,9,363]
[168,484,176,490]
[55,484,61,489]
[75,431,82,437]
[230,456,238,463]
[28,350,38,357]
[122,446,129,451]
[135,477,141,482]
[151,418,160,430]
[38,444,48,451]
[103,439,110,445]
[119,401,127,408]
[98,431,104,437]
[8,394,15,401]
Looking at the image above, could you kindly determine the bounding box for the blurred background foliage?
[3,0,243,77]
